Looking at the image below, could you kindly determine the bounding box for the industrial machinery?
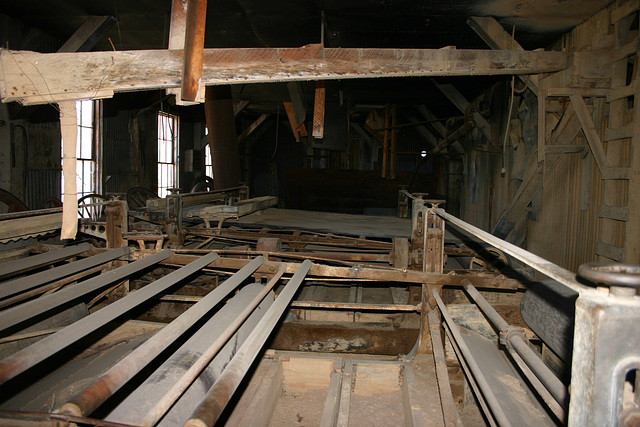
[0,190,637,426]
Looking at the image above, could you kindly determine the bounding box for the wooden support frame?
[237,113,269,144]
[569,94,607,174]
[467,16,539,95]
[57,16,117,53]
[0,47,567,106]
[312,81,326,138]
[431,80,492,142]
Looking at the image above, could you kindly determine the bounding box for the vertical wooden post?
[60,101,78,240]
[382,104,390,178]
[181,0,207,102]
[312,81,326,139]
[390,104,397,179]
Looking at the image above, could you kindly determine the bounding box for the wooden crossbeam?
[0,47,567,106]
[58,16,117,53]
[431,80,492,142]
[570,94,607,175]
[237,113,269,143]
[467,16,539,95]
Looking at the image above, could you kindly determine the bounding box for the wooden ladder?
[597,0,640,264]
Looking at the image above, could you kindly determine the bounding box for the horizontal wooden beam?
[0,46,568,105]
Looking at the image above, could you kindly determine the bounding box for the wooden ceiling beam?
[57,16,117,53]
[0,47,567,106]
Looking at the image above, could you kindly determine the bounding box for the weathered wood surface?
[0,47,567,105]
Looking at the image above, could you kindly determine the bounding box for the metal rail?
[137,266,286,426]
[0,252,219,385]
[185,260,312,427]
[432,289,512,427]
[0,249,172,334]
[60,255,264,419]
[435,208,585,294]
[0,242,90,279]
[0,247,129,301]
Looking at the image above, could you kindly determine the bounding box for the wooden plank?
[287,82,306,126]
[625,51,640,263]
[604,123,633,141]
[545,145,587,154]
[538,88,547,163]
[283,101,305,142]
[598,205,628,221]
[432,80,492,142]
[603,166,631,180]
[570,94,607,174]
[608,80,638,102]
[319,361,343,427]
[0,48,568,105]
[225,358,283,427]
[466,16,538,95]
[611,0,640,24]
[336,360,354,427]
[57,16,117,53]
[312,81,326,139]
[611,37,640,62]
[596,241,625,262]
[237,113,269,143]
[547,87,610,97]
[168,0,188,49]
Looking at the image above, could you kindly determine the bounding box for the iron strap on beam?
[0,47,568,105]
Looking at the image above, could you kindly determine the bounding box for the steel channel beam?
[461,279,568,409]
[432,289,512,427]
[428,310,464,427]
[61,255,264,418]
[0,252,219,385]
[435,209,585,294]
[137,266,286,426]
[0,246,129,301]
[0,243,91,279]
[0,249,172,334]
[185,260,312,427]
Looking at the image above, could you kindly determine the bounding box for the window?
[61,99,98,202]
[204,143,213,179]
[158,112,179,198]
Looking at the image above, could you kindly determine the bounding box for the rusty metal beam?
[0,47,568,105]
[185,260,312,427]
[181,0,207,101]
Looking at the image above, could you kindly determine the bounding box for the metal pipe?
[428,310,464,427]
[461,279,569,409]
[0,249,172,334]
[461,279,508,330]
[0,252,219,385]
[432,289,512,427]
[0,246,129,301]
[181,0,207,101]
[0,242,90,279]
[185,260,312,427]
[137,266,286,426]
[435,209,584,294]
[60,255,263,418]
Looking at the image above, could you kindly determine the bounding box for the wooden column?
[204,86,241,189]
[181,0,207,102]
[382,104,390,178]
